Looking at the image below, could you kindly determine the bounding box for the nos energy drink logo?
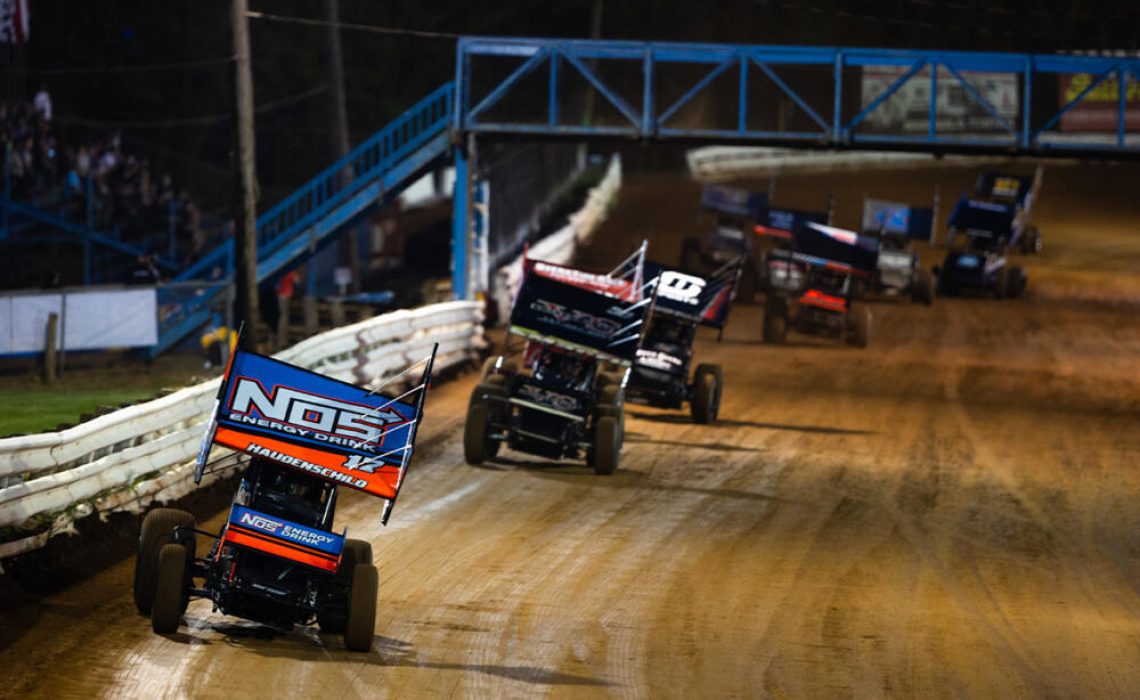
[231,506,343,555]
[226,378,405,451]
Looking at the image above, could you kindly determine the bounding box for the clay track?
[2,163,1139,699]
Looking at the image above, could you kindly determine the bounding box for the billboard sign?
[860,67,1019,133]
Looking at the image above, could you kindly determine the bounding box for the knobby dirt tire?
[593,416,621,476]
[151,544,189,634]
[134,508,195,616]
[344,564,379,652]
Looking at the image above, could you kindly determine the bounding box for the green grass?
[0,388,161,437]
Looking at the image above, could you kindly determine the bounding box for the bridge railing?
[454,38,1140,157]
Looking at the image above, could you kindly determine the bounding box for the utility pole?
[324,0,361,295]
[583,0,604,125]
[232,0,259,350]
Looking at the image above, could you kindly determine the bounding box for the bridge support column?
[451,136,476,300]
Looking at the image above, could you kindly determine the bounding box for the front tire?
[690,364,723,424]
[1007,266,1028,298]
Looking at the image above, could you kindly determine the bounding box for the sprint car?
[464,245,655,475]
[972,168,1044,254]
[859,196,936,304]
[625,257,740,423]
[754,205,829,296]
[134,344,436,652]
[762,222,876,348]
[934,168,1042,298]
[680,183,830,302]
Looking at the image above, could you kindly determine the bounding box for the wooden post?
[232,0,260,350]
[43,312,58,384]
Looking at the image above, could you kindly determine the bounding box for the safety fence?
[488,155,622,323]
[0,300,484,561]
[482,142,586,271]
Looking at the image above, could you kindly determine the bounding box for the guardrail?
[686,145,1004,181]
[0,300,484,561]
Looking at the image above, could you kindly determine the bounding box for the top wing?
[198,348,431,504]
[754,207,829,240]
[862,198,935,241]
[509,271,654,365]
[645,259,739,329]
[700,183,769,220]
[793,222,880,275]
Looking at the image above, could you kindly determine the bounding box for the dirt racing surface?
[1,161,1139,699]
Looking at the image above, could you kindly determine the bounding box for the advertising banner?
[1057,73,1140,132]
[860,67,1019,133]
[0,288,157,355]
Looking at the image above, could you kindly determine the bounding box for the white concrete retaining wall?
[0,301,484,560]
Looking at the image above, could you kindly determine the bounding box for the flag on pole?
[0,0,29,44]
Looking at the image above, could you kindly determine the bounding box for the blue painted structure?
[453,38,1140,154]
[152,83,455,356]
[10,37,1138,351]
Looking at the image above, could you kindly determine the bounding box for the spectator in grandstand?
[125,252,160,285]
[1,92,212,274]
[32,84,51,123]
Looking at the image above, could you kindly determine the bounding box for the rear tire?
[464,404,490,465]
[762,297,788,344]
[318,539,373,634]
[593,416,620,476]
[912,268,935,306]
[847,306,871,348]
[151,544,189,633]
[134,508,195,616]
[344,564,378,652]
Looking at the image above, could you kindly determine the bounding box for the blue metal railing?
[454,38,1140,156]
[0,158,181,284]
[154,82,455,356]
[177,82,454,284]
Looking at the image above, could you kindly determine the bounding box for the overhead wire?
[53,84,329,130]
[1,56,234,77]
[246,10,461,40]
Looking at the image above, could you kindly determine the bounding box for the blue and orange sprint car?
[133,343,435,651]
